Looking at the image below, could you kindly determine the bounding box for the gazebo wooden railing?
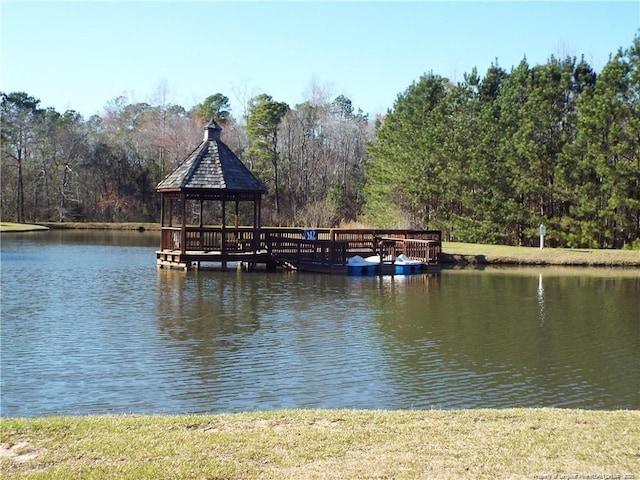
[161,226,261,253]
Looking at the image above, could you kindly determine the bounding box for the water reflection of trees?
[155,268,262,365]
[367,270,640,408]
[28,229,160,246]
[154,270,360,369]
[154,269,392,411]
[153,268,638,409]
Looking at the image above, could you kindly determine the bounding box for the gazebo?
[156,119,267,269]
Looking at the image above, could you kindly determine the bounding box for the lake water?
[1,230,638,417]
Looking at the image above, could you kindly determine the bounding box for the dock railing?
[160,226,441,265]
[376,237,441,264]
[265,235,349,269]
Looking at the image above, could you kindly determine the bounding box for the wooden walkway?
[156,227,441,273]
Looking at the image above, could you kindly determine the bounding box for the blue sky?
[1,1,638,118]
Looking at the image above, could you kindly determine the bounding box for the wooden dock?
[156,227,441,274]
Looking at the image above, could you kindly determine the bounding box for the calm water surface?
[1,231,639,416]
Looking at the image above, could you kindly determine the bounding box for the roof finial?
[204,118,222,141]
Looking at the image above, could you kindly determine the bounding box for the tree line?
[1,87,371,228]
[367,36,639,249]
[2,35,638,248]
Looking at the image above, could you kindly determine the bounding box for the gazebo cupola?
[204,118,222,141]
[156,119,266,266]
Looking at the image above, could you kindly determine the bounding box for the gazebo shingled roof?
[157,119,265,193]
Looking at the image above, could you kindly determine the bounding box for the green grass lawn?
[442,241,640,266]
[0,222,50,232]
[1,409,638,479]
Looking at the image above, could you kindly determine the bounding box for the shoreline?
[2,222,639,267]
[439,252,640,267]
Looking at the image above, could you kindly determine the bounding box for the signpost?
[539,224,546,249]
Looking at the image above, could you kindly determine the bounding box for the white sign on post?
[539,224,546,249]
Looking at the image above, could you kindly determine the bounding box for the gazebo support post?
[253,196,260,253]
[180,193,186,255]
[160,196,165,228]
[160,196,166,249]
[221,198,227,270]
[235,199,239,229]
